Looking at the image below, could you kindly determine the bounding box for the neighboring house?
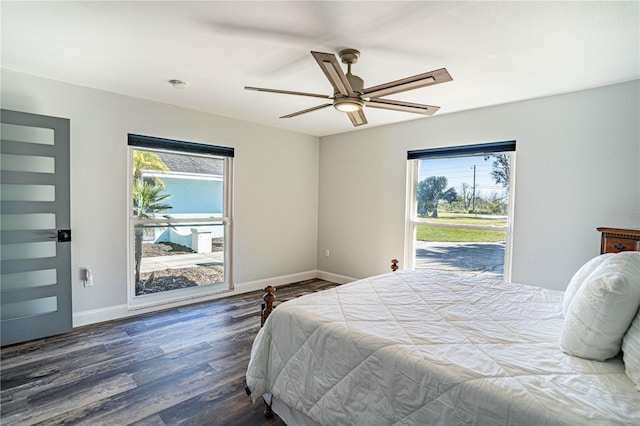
[142,152,224,252]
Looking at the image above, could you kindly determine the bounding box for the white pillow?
[560,252,640,361]
[622,309,640,391]
[562,253,614,316]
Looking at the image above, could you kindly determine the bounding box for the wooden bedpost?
[261,285,277,327]
[264,399,274,417]
[391,259,399,272]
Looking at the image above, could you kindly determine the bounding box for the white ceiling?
[1,1,638,137]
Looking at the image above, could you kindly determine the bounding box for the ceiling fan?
[245,49,452,127]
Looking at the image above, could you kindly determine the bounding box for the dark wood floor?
[1,279,340,425]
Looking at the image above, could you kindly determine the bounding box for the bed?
[246,260,640,425]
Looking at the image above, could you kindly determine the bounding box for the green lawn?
[418,212,507,227]
[416,213,507,242]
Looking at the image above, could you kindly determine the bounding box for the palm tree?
[132,150,172,294]
[133,180,172,293]
[133,150,169,184]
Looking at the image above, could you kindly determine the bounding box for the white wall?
[317,80,640,290]
[2,70,638,327]
[1,69,320,323]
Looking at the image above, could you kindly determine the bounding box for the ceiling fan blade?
[245,86,332,99]
[346,109,368,127]
[363,68,452,99]
[280,103,333,119]
[365,98,440,115]
[311,51,354,96]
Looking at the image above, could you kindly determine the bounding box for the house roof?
[1,2,638,137]
[154,152,223,177]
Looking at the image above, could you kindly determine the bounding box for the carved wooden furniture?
[260,286,278,327]
[597,227,640,254]
[260,285,314,326]
[391,259,399,271]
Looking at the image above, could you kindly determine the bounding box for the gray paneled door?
[1,109,72,346]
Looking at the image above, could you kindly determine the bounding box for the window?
[405,141,515,280]
[128,134,233,308]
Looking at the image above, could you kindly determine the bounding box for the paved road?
[415,241,505,279]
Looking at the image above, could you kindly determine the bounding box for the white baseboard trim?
[234,270,319,293]
[73,304,131,328]
[73,269,349,327]
[315,270,357,284]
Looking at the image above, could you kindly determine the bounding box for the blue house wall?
[150,177,224,249]
[162,178,223,215]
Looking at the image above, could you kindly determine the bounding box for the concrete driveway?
[140,252,223,274]
[415,241,505,279]
[141,243,504,278]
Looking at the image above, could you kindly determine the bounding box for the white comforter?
[246,270,640,425]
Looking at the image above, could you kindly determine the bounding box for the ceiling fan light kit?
[245,48,452,127]
[333,97,363,112]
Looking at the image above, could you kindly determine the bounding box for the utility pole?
[471,165,476,214]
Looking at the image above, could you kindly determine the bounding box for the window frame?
[126,137,234,310]
[404,144,516,281]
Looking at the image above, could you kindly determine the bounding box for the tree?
[133,180,172,293]
[417,176,457,218]
[133,150,170,185]
[460,182,473,211]
[132,150,172,293]
[484,154,510,187]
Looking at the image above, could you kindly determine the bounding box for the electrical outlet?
[83,268,94,287]
[325,249,330,257]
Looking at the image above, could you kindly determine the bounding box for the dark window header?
[128,134,234,158]
[408,140,515,160]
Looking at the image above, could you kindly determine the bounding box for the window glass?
[130,145,232,303]
[407,150,514,279]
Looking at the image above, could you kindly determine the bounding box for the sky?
[418,155,507,198]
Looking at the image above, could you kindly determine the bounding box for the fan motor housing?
[346,73,364,94]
